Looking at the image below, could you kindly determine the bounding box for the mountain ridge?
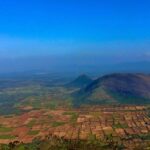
[73,73,150,106]
[65,74,93,88]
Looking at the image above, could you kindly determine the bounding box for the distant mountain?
[65,74,93,88]
[73,73,150,106]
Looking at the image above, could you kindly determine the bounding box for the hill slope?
[65,74,92,88]
[73,73,150,105]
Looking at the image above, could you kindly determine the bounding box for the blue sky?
[0,0,149,73]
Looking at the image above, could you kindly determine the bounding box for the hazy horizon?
[0,0,150,74]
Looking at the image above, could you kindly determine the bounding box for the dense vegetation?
[0,134,125,150]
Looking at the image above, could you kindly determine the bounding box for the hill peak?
[73,73,150,106]
[66,74,92,88]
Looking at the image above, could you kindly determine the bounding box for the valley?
[0,73,150,149]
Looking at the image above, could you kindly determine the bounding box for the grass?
[4,115,14,118]
[139,133,150,140]
[63,111,77,116]
[70,113,79,124]
[88,133,97,141]
[27,119,36,128]
[89,112,101,118]
[62,111,79,124]
[48,114,53,119]
[28,130,39,135]
[45,102,57,110]
[0,134,16,139]
[0,126,13,132]
[51,121,66,127]
[113,123,128,129]
[127,134,150,140]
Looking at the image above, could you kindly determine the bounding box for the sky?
[0,0,150,73]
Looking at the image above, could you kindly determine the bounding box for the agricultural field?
[0,105,150,149]
[0,74,150,149]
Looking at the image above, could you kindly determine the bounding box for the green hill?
[73,73,150,106]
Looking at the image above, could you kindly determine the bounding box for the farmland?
[0,105,150,149]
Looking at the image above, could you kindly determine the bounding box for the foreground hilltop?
[73,73,150,105]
